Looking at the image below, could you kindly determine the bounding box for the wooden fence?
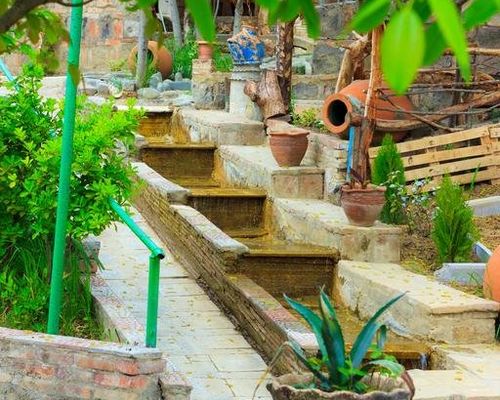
[369,123,500,192]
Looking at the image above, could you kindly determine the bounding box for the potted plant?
[267,289,414,400]
[197,41,213,60]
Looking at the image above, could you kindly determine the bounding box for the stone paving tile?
[98,217,271,399]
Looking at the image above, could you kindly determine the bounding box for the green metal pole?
[146,254,160,347]
[47,0,84,334]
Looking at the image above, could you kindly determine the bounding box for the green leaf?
[185,0,216,42]
[319,288,337,320]
[350,293,405,369]
[350,0,391,33]
[412,0,432,21]
[288,340,331,389]
[284,294,327,359]
[422,23,446,66]
[319,293,346,386]
[301,0,321,39]
[365,359,404,377]
[381,7,425,94]
[462,0,500,31]
[428,0,470,81]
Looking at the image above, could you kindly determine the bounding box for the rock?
[173,95,193,107]
[192,80,226,110]
[97,83,110,96]
[161,90,180,99]
[312,42,345,74]
[174,71,183,81]
[120,78,136,92]
[169,81,192,91]
[304,60,312,75]
[149,71,163,89]
[158,80,173,92]
[138,87,161,99]
[81,87,98,96]
[317,2,358,39]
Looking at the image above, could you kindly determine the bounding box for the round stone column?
[229,63,263,121]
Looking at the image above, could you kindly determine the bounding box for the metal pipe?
[108,198,164,348]
[47,0,84,334]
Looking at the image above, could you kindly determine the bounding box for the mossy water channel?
[137,140,430,370]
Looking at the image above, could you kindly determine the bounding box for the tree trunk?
[257,6,270,35]
[276,18,296,114]
[233,0,244,35]
[335,34,371,93]
[353,26,383,183]
[169,0,183,46]
[136,10,148,89]
[244,69,287,121]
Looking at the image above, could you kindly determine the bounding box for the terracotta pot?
[267,374,412,400]
[340,185,387,227]
[269,129,309,167]
[128,41,173,79]
[483,245,500,301]
[197,41,213,60]
[321,80,414,144]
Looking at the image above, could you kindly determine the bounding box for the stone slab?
[434,263,486,285]
[218,145,325,199]
[337,261,500,344]
[179,108,266,146]
[133,162,189,204]
[409,369,500,399]
[272,198,401,262]
[467,196,500,217]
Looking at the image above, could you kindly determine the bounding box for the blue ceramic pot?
[227,25,265,65]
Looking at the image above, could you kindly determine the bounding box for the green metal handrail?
[109,199,165,348]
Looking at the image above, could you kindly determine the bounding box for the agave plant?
[285,290,406,394]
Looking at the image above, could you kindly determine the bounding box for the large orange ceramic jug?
[484,245,500,301]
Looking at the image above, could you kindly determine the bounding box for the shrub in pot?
[267,290,414,400]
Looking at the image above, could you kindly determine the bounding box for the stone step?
[174,108,266,145]
[217,145,325,199]
[272,198,401,263]
[337,261,500,344]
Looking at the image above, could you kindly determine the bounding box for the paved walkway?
[97,209,271,400]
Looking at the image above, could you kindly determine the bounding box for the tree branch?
[0,0,49,34]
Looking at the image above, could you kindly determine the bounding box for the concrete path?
[97,209,271,400]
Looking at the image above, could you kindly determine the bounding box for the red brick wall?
[0,327,165,399]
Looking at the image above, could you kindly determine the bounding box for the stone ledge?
[467,196,500,217]
[171,204,249,256]
[337,261,500,344]
[217,145,325,199]
[272,198,401,262]
[179,108,266,146]
[133,162,189,204]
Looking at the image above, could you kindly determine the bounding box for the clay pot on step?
[269,129,309,167]
[197,41,213,60]
[340,184,386,227]
[321,80,414,145]
[483,245,500,301]
[267,373,412,400]
[128,41,173,79]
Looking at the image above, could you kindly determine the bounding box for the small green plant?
[285,289,406,394]
[432,175,479,263]
[372,134,406,225]
[212,46,233,72]
[109,58,127,72]
[291,108,328,133]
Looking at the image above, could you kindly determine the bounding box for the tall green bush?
[371,134,406,224]
[432,175,478,263]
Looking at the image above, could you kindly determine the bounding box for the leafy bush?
[285,289,406,394]
[291,108,328,132]
[432,175,478,263]
[0,64,141,258]
[371,134,406,225]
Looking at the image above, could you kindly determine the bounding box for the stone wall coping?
[219,145,324,176]
[171,204,249,255]
[0,326,162,359]
[180,108,264,129]
[274,198,400,234]
[115,104,174,113]
[338,261,500,315]
[133,162,189,204]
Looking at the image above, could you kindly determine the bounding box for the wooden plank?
[415,169,500,192]
[405,155,499,181]
[369,125,495,159]
[402,143,498,168]
[490,125,500,139]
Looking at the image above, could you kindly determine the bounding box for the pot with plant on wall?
[197,41,213,60]
[267,290,414,400]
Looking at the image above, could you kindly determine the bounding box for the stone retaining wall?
[0,327,164,400]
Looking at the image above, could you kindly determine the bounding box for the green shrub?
[432,175,478,263]
[285,289,405,393]
[371,134,406,225]
[0,64,141,258]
